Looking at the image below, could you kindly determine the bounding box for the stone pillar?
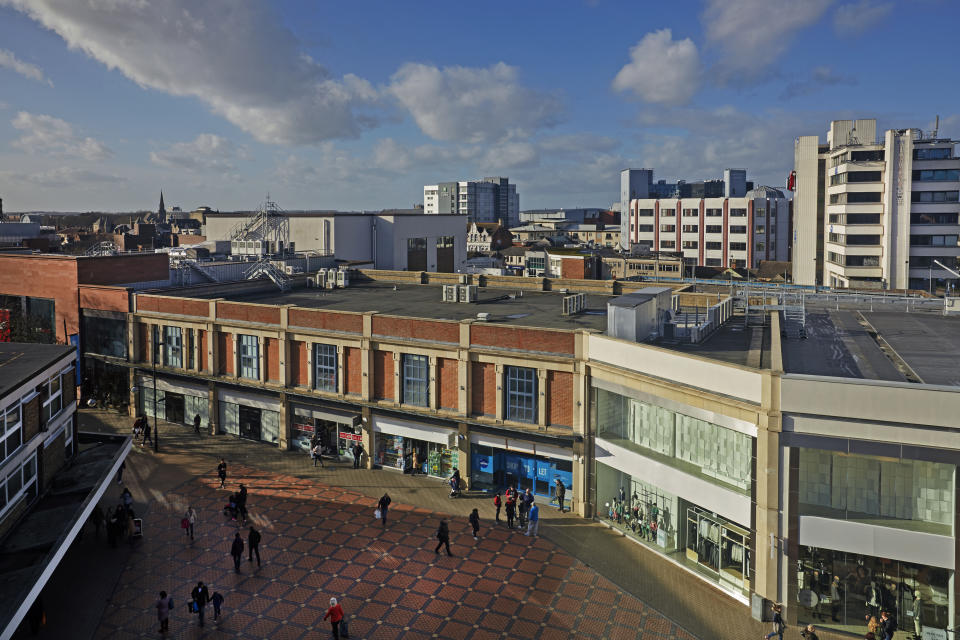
[457,421,470,489]
[257,335,266,383]
[361,405,373,469]
[428,356,438,411]
[207,381,218,435]
[458,321,472,415]
[494,363,504,422]
[393,351,401,405]
[278,391,290,450]
[537,369,547,429]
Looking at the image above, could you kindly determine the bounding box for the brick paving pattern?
[95,463,697,639]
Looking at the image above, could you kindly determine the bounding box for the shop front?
[138,375,209,429]
[372,415,456,477]
[469,433,573,504]
[217,388,281,445]
[291,403,361,462]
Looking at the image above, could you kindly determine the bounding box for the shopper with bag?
[190,581,210,627]
[377,493,391,528]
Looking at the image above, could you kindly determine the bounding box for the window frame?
[163,325,183,368]
[504,366,537,424]
[314,343,338,392]
[401,354,429,407]
[40,373,63,426]
[238,334,260,380]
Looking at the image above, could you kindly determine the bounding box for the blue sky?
[0,0,957,212]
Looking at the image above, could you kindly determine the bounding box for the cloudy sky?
[0,0,956,212]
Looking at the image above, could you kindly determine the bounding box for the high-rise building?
[620,169,652,249]
[424,177,519,227]
[792,119,960,289]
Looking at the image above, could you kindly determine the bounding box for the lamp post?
[152,336,163,453]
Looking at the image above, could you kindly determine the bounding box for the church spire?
[158,191,166,220]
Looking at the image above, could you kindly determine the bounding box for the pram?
[223,497,239,521]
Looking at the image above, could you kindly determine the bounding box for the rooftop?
[0,344,75,399]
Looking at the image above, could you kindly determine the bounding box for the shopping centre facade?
[79,270,958,635]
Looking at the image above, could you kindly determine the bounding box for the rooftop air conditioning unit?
[476,312,490,322]
[325,268,336,289]
[458,273,469,284]
[315,271,327,288]
[336,270,349,288]
[457,284,478,303]
[442,285,458,302]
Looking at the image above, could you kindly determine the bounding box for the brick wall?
[265,337,280,382]
[62,370,76,408]
[21,396,40,443]
[471,325,575,355]
[372,316,459,343]
[287,309,362,333]
[0,255,79,342]
[560,257,586,280]
[437,358,458,410]
[217,302,280,325]
[372,350,394,400]
[78,285,130,312]
[289,340,308,387]
[41,431,65,490]
[546,370,573,427]
[344,347,362,395]
[471,362,496,417]
[136,296,209,317]
[198,330,208,372]
[218,333,233,375]
[137,323,149,362]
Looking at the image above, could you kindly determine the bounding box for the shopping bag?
[340,619,350,638]
[374,509,381,520]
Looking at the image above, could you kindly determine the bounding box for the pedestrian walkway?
[63,409,850,640]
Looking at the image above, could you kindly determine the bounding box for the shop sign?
[339,432,362,442]
[922,630,947,640]
[294,422,315,433]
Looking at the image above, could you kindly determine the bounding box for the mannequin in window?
[911,591,921,639]
[866,581,881,620]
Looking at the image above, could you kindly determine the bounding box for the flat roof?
[861,312,960,386]
[653,321,769,369]
[174,282,614,332]
[0,344,75,400]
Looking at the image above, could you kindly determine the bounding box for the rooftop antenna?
[932,115,940,139]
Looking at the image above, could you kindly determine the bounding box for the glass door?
[238,405,262,441]
[164,392,185,424]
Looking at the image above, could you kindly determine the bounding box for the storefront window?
[798,448,955,535]
[797,545,952,637]
[163,326,182,368]
[469,443,572,502]
[376,434,405,471]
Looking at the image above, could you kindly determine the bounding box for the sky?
[0,0,957,213]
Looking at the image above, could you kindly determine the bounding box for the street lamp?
[152,336,163,453]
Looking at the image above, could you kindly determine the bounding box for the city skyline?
[0,0,957,212]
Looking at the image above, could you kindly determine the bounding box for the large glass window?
[914,147,952,160]
[238,335,259,380]
[163,326,182,368]
[40,373,62,425]
[82,315,127,358]
[2,404,22,462]
[912,169,960,181]
[797,546,951,637]
[912,190,959,202]
[798,448,955,535]
[505,366,536,423]
[314,343,338,392]
[401,354,429,407]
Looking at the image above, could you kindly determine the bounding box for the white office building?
[792,119,960,290]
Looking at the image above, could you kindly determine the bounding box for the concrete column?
[306,340,314,389]
[257,335,266,383]
[361,406,373,469]
[207,323,217,375]
[537,369,547,429]
[393,351,401,405]
[207,381,218,435]
[336,345,345,396]
[127,368,137,418]
[494,363,503,422]
[458,321,471,415]
[457,421,470,489]
[278,391,290,450]
[279,332,289,387]
[428,355,438,411]
[361,313,374,402]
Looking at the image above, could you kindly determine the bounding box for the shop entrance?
[470,445,573,501]
[238,406,262,441]
[164,392,185,425]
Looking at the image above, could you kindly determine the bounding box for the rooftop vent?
[476,312,490,322]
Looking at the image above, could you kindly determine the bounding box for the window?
[705,208,722,217]
[755,225,765,234]
[505,366,536,423]
[729,208,746,217]
[660,240,676,249]
[705,225,722,234]
[912,169,960,181]
[314,343,338,392]
[2,404,22,461]
[163,326,182,368]
[705,258,721,266]
[912,190,960,202]
[40,374,62,425]
[660,208,675,217]
[729,225,747,234]
[729,242,747,251]
[910,235,959,247]
[911,212,959,225]
[914,147,952,160]
[682,208,698,217]
[238,335,259,380]
[682,225,698,233]
[850,150,885,162]
[637,224,653,233]
[830,170,881,185]
[636,208,654,217]
[186,329,195,370]
[682,241,698,249]
[755,242,765,252]
[151,325,160,364]
[705,241,722,250]
[660,224,675,233]
[402,354,429,407]
[829,191,882,204]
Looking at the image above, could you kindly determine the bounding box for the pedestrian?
[116,459,125,485]
[193,413,202,434]
[211,591,224,621]
[184,506,197,541]
[190,581,209,627]
[879,610,896,640]
[237,483,248,524]
[230,532,244,573]
[525,501,539,537]
[156,590,172,634]
[353,442,364,469]
[377,493,391,528]
[505,492,516,529]
[90,504,104,539]
[311,442,322,467]
[449,468,461,498]
[121,487,134,516]
[411,449,419,475]
[434,520,453,556]
[248,526,261,567]
[912,592,922,640]
[802,624,819,640]
[493,492,502,523]
[142,420,152,447]
[555,478,566,512]
[217,459,227,489]
[323,596,344,640]
[764,603,784,640]
[469,508,480,540]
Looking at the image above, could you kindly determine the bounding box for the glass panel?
[314,343,338,392]
[260,410,279,443]
[402,354,428,406]
[238,335,259,379]
[505,366,536,423]
[219,401,239,435]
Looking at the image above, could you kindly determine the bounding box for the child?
[211,592,224,621]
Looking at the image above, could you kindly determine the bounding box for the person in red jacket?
[323,596,344,639]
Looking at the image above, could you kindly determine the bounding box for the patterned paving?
[95,465,696,639]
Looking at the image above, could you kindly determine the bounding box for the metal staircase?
[183,260,221,283]
[244,260,290,291]
[229,198,288,242]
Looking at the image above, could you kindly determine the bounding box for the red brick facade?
[471,325,575,355]
[372,350,394,400]
[288,309,362,333]
[217,302,281,325]
[344,347,362,395]
[137,296,209,317]
[372,316,459,343]
[546,370,573,426]
[437,358,459,410]
[218,333,233,375]
[265,337,280,382]
[289,340,308,387]
[471,362,496,417]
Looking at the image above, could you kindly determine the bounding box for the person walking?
[311,442,322,467]
[156,590,172,634]
[142,420,153,447]
[525,501,540,537]
[217,459,227,489]
[879,610,896,640]
[116,460,125,485]
[449,469,461,498]
[505,491,517,530]
[493,492,502,523]
[193,413,202,434]
[555,478,566,513]
[237,484,248,524]
[469,508,480,540]
[184,506,197,541]
[121,487,134,516]
[211,591,224,621]
[802,624,819,640]
[230,532,244,573]
[764,603,784,640]
[191,581,210,627]
[248,526,261,567]
[353,442,364,469]
[323,597,344,640]
[377,493,391,528]
[434,520,453,556]
[90,504,104,539]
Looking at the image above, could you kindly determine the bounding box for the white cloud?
[612,29,701,105]
[10,111,111,160]
[833,0,893,35]
[702,0,834,82]
[2,166,124,187]
[150,134,245,172]
[1,0,379,145]
[387,62,563,143]
[780,66,855,100]
[0,49,52,86]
